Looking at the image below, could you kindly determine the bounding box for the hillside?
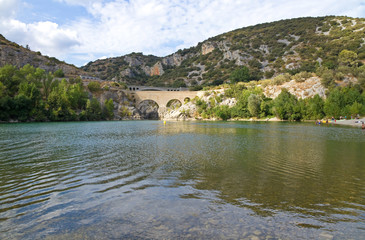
[82,16,365,88]
[0,34,84,77]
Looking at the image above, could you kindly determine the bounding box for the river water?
[0,121,364,239]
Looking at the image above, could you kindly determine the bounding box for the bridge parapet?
[127,85,189,92]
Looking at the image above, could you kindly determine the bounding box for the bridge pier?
[158,106,167,118]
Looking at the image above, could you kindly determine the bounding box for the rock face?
[201,42,216,55]
[142,62,164,76]
[0,34,83,77]
[162,53,186,66]
[137,100,159,119]
[263,77,327,99]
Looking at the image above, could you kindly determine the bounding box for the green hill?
[81,16,365,88]
[0,34,84,78]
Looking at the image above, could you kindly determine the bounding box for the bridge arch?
[166,99,182,109]
[137,99,159,119]
[129,90,201,119]
[184,97,191,103]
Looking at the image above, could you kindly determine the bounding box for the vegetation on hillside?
[82,16,365,88]
[0,65,114,122]
[192,83,365,121]
[0,34,82,77]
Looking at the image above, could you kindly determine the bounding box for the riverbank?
[330,118,365,128]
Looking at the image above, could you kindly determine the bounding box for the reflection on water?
[0,121,364,239]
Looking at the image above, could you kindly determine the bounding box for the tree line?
[0,64,114,122]
[194,84,365,121]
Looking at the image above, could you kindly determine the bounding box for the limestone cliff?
[0,34,84,77]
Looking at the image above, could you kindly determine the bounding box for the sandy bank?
[330,118,365,128]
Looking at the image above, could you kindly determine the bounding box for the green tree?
[273,89,301,120]
[338,50,358,67]
[0,64,21,96]
[54,69,65,78]
[88,81,101,92]
[85,98,102,120]
[324,88,344,118]
[0,82,5,98]
[348,101,364,116]
[230,66,250,83]
[213,105,231,120]
[103,98,114,120]
[247,94,261,117]
[305,94,324,120]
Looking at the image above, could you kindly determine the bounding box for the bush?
[230,66,251,83]
[292,71,312,82]
[88,81,101,92]
[54,69,65,78]
[273,73,291,85]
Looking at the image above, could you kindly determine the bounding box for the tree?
[230,66,251,83]
[0,82,5,98]
[324,88,344,118]
[338,50,358,67]
[213,105,231,120]
[88,81,101,92]
[273,89,301,120]
[247,94,261,117]
[103,98,114,120]
[305,94,324,120]
[85,98,102,120]
[348,101,364,116]
[54,69,65,78]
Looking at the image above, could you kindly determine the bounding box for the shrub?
[273,73,291,85]
[88,81,101,92]
[292,71,313,82]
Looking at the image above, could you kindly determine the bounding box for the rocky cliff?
[0,35,85,77]
[81,16,365,88]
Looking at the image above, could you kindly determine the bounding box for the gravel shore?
[330,118,365,128]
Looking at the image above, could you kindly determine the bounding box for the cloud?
[70,0,365,59]
[0,19,80,58]
[0,0,19,19]
[55,0,105,8]
[1,0,365,66]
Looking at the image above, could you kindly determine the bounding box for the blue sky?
[0,0,364,67]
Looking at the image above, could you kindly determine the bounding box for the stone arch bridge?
[127,88,201,115]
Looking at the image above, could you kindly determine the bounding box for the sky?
[0,0,364,67]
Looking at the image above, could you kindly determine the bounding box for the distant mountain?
[0,34,84,77]
[82,16,365,88]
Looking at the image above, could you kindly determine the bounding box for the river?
[0,121,364,239]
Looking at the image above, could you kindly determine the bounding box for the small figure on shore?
[340,116,343,120]
[326,119,328,124]
[331,116,335,121]
[362,122,365,130]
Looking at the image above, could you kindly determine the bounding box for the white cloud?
[0,19,80,59]
[0,0,19,19]
[70,0,365,60]
[55,0,103,7]
[1,0,365,66]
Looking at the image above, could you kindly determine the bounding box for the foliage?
[87,81,101,92]
[230,66,251,83]
[80,16,365,89]
[54,69,65,78]
[247,94,261,117]
[338,50,358,67]
[103,99,114,120]
[0,65,109,122]
[273,89,302,120]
